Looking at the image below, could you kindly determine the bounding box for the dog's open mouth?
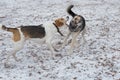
[71,26,77,29]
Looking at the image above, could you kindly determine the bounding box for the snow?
[0,0,120,80]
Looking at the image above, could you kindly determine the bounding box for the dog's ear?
[55,19,64,27]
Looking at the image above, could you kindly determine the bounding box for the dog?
[0,18,67,64]
[61,5,86,54]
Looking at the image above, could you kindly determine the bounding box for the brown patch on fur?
[22,31,30,38]
[54,18,66,27]
[1,25,21,42]
[2,25,20,42]
[12,28,21,42]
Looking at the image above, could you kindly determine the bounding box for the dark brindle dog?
[61,5,86,54]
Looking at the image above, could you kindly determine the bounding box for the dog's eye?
[75,18,78,20]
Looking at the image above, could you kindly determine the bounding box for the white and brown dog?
[0,18,67,63]
[61,5,86,54]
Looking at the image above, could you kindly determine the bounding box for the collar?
[53,23,64,36]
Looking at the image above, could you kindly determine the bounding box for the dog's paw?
[15,58,22,62]
[4,63,16,69]
[13,56,22,62]
[55,54,63,58]
[4,63,11,68]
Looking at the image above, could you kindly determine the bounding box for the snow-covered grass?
[0,0,120,80]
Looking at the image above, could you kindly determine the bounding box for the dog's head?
[69,15,86,32]
[69,15,84,29]
[54,18,67,27]
[70,15,82,26]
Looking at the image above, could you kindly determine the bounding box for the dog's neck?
[53,23,64,36]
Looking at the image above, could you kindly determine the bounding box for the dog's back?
[21,25,45,38]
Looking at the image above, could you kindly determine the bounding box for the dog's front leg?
[69,31,80,54]
[46,39,55,57]
[60,31,71,50]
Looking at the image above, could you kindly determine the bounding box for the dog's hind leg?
[13,41,24,61]
[81,28,86,45]
[81,28,90,53]
[5,41,24,65]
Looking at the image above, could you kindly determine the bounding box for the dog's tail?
[0,24,16,33]
[0,24,7,31]
[67,5,76,17]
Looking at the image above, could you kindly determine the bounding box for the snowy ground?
[0,0,120,80]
